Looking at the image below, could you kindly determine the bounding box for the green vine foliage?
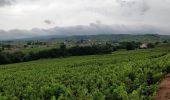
[0,47,170,100]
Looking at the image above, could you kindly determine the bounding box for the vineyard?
[0,47,170,100]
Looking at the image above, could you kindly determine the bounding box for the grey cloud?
[44,20,53,25]
[139,0,150,15]
[0,0,15,7]
[116,0,150,15]
[116,0,136,7]
[0,0,169,31]
[0,24,167,40]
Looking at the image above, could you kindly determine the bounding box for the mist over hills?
[0,24,169,40]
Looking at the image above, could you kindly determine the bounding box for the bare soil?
[155,74,170,100]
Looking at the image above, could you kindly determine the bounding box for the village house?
[140,43,148,49]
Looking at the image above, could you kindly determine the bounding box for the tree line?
[0,44,114,65]
[0,41,156,65]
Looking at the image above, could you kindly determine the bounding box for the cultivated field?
[0,47,170,100]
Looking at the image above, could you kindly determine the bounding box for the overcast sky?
[0,0,170,39]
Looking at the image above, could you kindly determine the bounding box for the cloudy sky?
[0,0,170,39]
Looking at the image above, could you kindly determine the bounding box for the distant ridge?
[12,34,170,43]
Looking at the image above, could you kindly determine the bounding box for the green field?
[0,47,170,100]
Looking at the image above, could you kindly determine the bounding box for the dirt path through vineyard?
[155,74,170,100]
